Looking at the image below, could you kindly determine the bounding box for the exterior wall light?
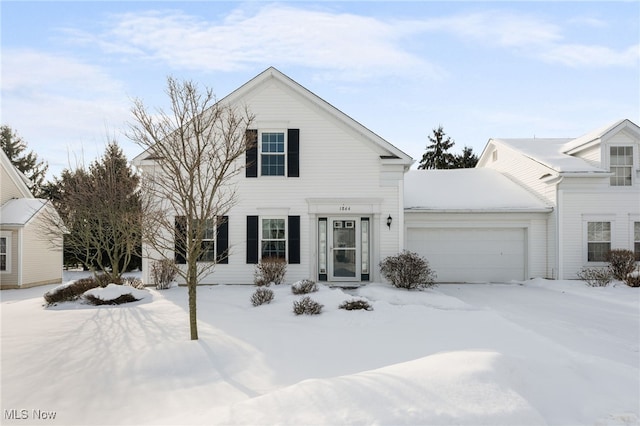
[387,214,392,229]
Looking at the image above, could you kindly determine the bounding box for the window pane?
[588,242,610,262]
[261,154,285,176]
[635,222,640,242]
[199,241,215,262]
[262,241,286,259]
[0,254,5,271]
[0,237,5,254]
[262,133,284,153]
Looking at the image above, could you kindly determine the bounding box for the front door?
[330,219,359,281]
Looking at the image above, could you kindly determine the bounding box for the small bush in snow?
[379,250,437,290]
[339,299,373,311]
[606,249,637,281]
[291,279,318,295]
[251,287,275,306]
[254,257,287,286]
[122,277,145,290]
[151,259,178,290]
[293,296,323,315]
[625,268,640,288]
[576,267,612,287]
[44,278,100,306]
[85,293,140,306]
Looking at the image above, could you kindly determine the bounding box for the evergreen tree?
[42,141,142,280]
[452,146,479,168]
[417,125,455,170]
[0,125,49,197]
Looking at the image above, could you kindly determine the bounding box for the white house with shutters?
[134,68,640,285]
[134,67,413,285]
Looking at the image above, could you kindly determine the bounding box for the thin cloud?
[66,5,444,81]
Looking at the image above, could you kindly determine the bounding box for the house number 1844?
[340,206,351,211]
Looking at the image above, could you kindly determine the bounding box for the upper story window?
[610,146,633,186]
[246,129,299,178]
[261,132,285,176]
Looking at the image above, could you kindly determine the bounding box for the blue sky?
[2,1,639,178]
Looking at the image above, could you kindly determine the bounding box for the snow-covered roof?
[1,198,48,226]
[561,118,628,153]
[404,169,551,212]
[491,138,607,173]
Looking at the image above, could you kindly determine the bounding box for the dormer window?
[610,146,633,186]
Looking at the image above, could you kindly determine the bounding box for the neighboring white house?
[0,149,63,289]
[133,67,413,285]
[475,118,640,280]
[134,67,639,285]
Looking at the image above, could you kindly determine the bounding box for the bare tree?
[128,77,254,340]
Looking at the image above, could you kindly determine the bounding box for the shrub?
[44,278,100,305]
[339,298,373,311]
[254,257,287,286]
[122,277,145,290]
[293,296,323,315]
[625,268,640,288]
[606,249,637,281]
[85,293,139,306]
[379,250,437,290]
[95,273,118,287]
[151,259,178,290]
[251,287,275,306]
[576,267,612,287]
[291,279,318,295]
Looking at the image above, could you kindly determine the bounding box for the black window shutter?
[174,216,187,265]
[246,216,259,264]
[216,216,229,264]
[246,129,258,178]
[287,129,299,178]
[288,215,300,264]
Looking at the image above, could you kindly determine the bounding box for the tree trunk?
[188,263,199,340]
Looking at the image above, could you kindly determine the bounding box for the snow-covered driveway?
[438,281,640,368]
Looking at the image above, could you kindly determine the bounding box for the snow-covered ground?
[1,275,638,425]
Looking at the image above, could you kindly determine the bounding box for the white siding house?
[0,150,63,289]
[133,67,413,285]
[477,119,640,280]
[133,67,639,285]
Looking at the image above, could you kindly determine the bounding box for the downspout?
[17,228,23,287]
[555,177,564,280]
[398,178,404,251]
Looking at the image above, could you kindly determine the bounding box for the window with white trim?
[587,222,611,262]
[634,222,640,261]
[0,232,11,273]
[261,218,286,259]
[610,146,633,186]
[261,132,285,176]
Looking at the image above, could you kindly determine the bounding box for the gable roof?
[404,169,551,212]
[134,67,413,167]
[489,138,607,174]
[562,118,640,154]
[0,198,48,226]
[0,148,33,199]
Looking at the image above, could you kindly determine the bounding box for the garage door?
[406,228,526,283]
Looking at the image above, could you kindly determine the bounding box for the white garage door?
[406,228,526,283]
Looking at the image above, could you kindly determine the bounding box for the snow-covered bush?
[339,298,373,311]
[251,287,275,306]
[379,250,437,290]
[254,257,287,286]
[83,284,147,305]
[151,259,178,290]
[293,296,323,315]
[44,278,99,306]
[606,249,637,281]
[625,268,640,287]
[576,267,612,287]
[291,279,318,295]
